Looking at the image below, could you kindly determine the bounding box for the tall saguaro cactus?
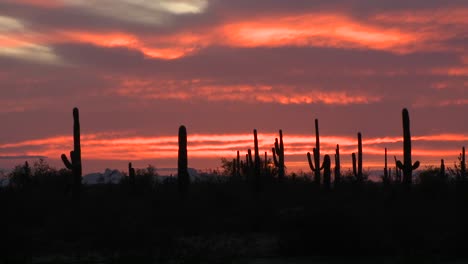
[178,125,189,196]
[253,129,261,192]
[272,129,285,181]
[352,132,363,182]
[383,148,389,182]
[307,119,323,184]
[334,144,341,184]
[396,108,420,185]
[236,150,241,178]
[61,107,82,195]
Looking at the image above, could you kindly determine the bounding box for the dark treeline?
[1,107,467,262]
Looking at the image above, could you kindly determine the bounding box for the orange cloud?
[219,14,416,53]
[1,132,466,163]
[60,31,195,60]
[113,78,382,105]
[3,6,466,63]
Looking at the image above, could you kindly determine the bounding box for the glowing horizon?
[0,131,466,174]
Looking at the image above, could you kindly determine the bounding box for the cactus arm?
[61,154,73,169]
[412,161,420,170]
[307,152,315,171]
[396,160,404,170]
[274,138,280,155]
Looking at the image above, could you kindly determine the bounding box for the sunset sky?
[0,0,467,175]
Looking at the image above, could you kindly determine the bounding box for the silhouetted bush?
[9,161,32,190]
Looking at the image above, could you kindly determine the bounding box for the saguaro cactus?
[460,147,466,181]
[334,144,341,184]
[61,107,82,195]
[396,108,420,185]
[178,125,189,196]
[307,119,323,184]
[247,150,253,171]
[383,148,389,183]
[128,162,136,185]
[352,132,363,182]
[253,129,261,192]
[352,153,357,179]
[236,150,241,178]
[272,130,285,181]
[440,159,446,179]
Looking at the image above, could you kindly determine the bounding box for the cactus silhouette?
[395,108,420,185]
[394,156,402,183]
[440,159,446,179]
[383,148,389,184]
[178,125,189,196]
[61,107,82,196]
[334,144,341,185]
[352,153,357,179]
[128,162,136,185]
[243,150,250,180]
[246,149,253,180]
[253,129,261,192]
[460,146,466,181]
[307,119,323,184]
[352,132,363,182]
[322,155,331,190]
[272,130,285,181]
[236,150,241,178]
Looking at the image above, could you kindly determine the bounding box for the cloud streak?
[113,78,382,105]
[1,132,465,172]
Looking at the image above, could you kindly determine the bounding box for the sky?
[0,0,467,175]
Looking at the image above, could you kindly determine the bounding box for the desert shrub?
[9,161,32,189]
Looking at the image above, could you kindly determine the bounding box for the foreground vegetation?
[1,161,468,262]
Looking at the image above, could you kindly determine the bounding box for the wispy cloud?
[0,15,61,63]
[113,78,382,105]
[63,0,208,25]
[1,132,465,162]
